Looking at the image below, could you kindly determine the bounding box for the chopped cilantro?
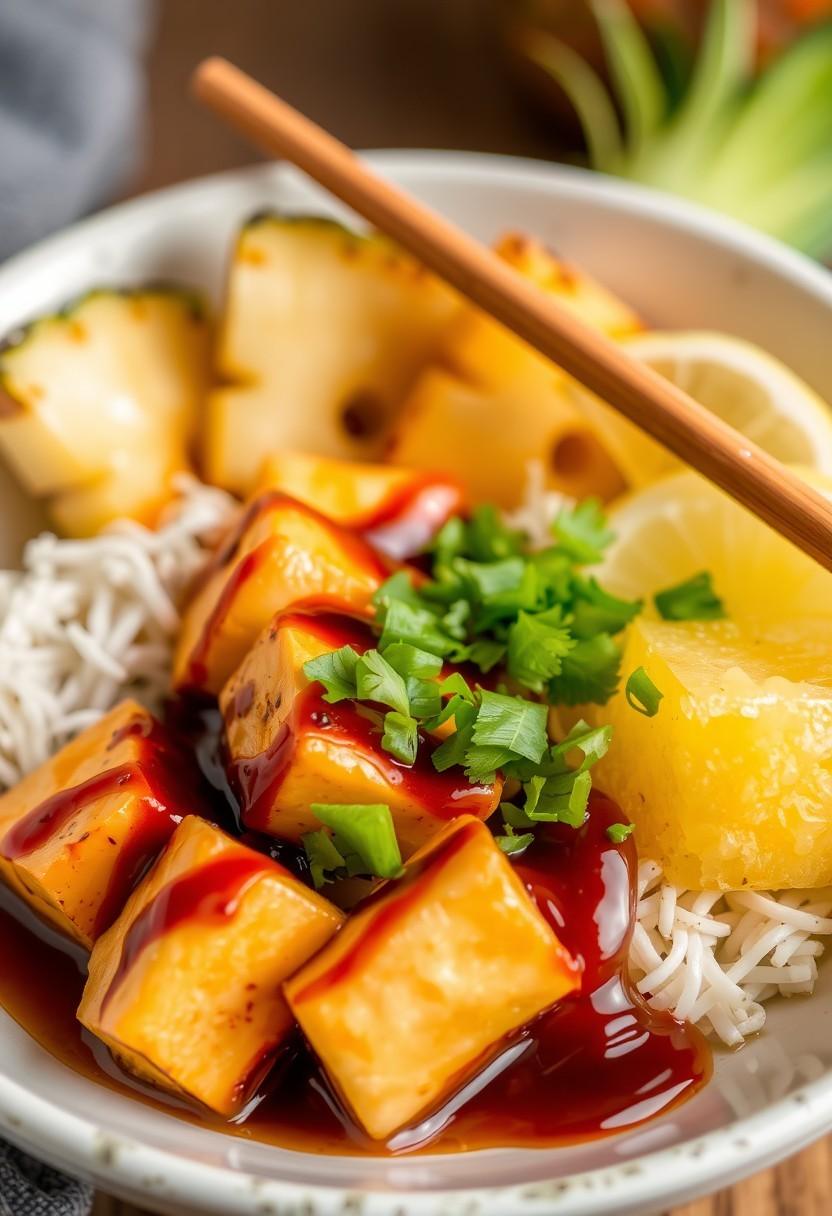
[552,498,614,564]
[607,822,635,844]
[570,577,642,639]
[302,645,359,703]
[310,803,404,881]
[654,571,726,621]
[506,606,575,692]
[495,823,535,855]
[354,649,410,716]
[381,641,443,680]
[548,633,622,705]
[381,711,419,764]
[625,667,663,717]
[471,690,548,763]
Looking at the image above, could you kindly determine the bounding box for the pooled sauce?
[0,771,709,1154]
[231,685,498,834]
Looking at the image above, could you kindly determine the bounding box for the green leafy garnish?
[607,822,635,845]
[570,577,642,639]
[302,645,359,703]
[654,571,726,621]
[548,633,622,706]
[354,649,410,716]
[381,711,419,764]
[301,829,348,889]
[506,606,575,693]
[625,666,664,717]
[552,498,615,564]
[495,823,536,856]
[308,803,404,886]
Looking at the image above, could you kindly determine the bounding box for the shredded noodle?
[0,475,236,787]
[631,860,832,1045]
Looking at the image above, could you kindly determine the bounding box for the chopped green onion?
[607,822,635,844]
[625,666,664,716]
[310,803,404,880]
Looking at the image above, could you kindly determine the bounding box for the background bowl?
[2,152,832,1216]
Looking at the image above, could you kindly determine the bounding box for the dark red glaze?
[185,538,279,689]
[3,764,138,861]
[182,493,391,691]
[101,851,279,1016]
[293,819,483,1007]
[231,686,498,834]
[361,476,463,561]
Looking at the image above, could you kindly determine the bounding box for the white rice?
[0,475,236,787]
[509,461,832,1046]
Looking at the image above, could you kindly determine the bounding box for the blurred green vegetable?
[527,0,832,258]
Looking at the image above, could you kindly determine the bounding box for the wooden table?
[90,3,828,1212]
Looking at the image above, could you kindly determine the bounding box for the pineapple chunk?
[221,611,502,853]
[174,493,388,695]
[587,617,832,890]
[0,701,192,947]
[0,289,210,534]
[79,815,344,1116]
[205,216,458,493]
[256,451,464,560]
[285,815,578,1141]
[388,233,633,507]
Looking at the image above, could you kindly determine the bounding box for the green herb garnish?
[304,803,404,889]
[607,822,635,844]
[654,571,725,621]
[625,666,664,717]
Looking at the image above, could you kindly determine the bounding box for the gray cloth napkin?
[0,1145,92,1216]
[0,3,150,1211]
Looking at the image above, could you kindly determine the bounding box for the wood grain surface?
[87,4,827,1214]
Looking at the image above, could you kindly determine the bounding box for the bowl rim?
[2,148,832,1215]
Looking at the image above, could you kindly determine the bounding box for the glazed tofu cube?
[0,700,192,948]
[173,492,389,695]
[221,612,502,855]
[285,815,578,1140]
[256,451,464,560]
[79,815,344,1117]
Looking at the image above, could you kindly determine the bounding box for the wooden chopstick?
[192,56,832,574]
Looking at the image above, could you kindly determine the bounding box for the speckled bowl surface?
[1,153,832,1216]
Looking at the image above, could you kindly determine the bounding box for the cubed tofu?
[221,611,502,855]
[285,815,579,1141]
[0,701,193,948]
[79,815,344,1117]
[255,451,464,560]
[173,492,389,695]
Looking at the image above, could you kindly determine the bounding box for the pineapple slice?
[221,611,502,853]
[173,493,388,695]
[387,233,638,507]
[587,617,832,891]
[204,216,458,493]
[0,289,210,534]
[285,815,578,1141]
[0,701,193,947]
[256,451,464,559]
[79,815,344,1116]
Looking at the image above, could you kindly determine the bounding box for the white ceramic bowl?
[2,153,832,1216]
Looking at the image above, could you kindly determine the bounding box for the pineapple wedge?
[285,815,578,1141]
[387,233,638,507]
[0,289,210,535]
[205,216,458,493]
[587,617,832,891]
[79,815,344,1116]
